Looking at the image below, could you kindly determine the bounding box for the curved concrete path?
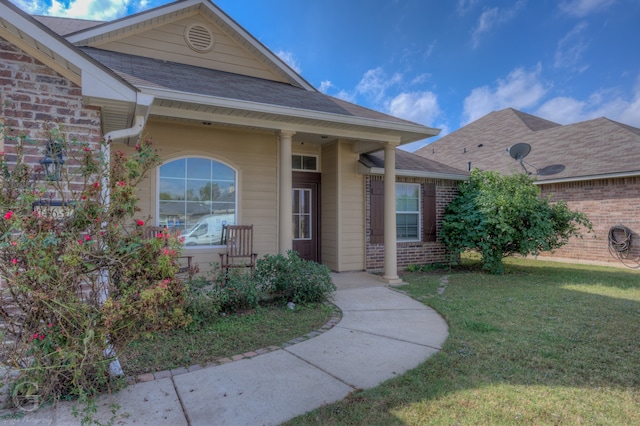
[14,272,448,426]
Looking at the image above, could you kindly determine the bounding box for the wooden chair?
[143,226,194,279]
[219,225,257,277]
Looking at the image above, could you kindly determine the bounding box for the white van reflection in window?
[183,214,234,246]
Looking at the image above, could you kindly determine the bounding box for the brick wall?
[0,39,101,155]
[538,177,640,265]
[365,175,459,271]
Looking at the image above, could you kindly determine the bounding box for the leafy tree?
[440,169,592,274]
[0,122,190,420]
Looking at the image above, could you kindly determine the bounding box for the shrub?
[184,276,223,326]
[256,250,335,304]
[0,122,190,419]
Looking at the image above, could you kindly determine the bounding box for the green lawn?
[286,256,640,425]
[119,303,336,376]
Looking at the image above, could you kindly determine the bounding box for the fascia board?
[535,170,640,185]
[367,166,469,181]
[143,86,438,139]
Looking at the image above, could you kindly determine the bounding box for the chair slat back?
[225,225,254,259]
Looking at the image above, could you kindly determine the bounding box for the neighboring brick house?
[415,108,640,267]
[0,0,467,281]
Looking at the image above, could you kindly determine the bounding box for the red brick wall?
[538,177,640,266]
[0,39,101,153]
[365,175,459,271]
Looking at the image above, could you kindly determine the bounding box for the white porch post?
[278,130,295,254]
[383,142,401,283]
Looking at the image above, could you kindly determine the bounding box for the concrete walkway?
[10,272,448,426]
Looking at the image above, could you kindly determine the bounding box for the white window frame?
[292,154,319,172]
[156,156,238,249]
[396,182,421,242]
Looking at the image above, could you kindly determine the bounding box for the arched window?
[158,157,236,247]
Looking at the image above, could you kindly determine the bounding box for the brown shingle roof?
[360,149,468,179]
[80,47,424,126]
[33,15,102,36]
[415,108,640,182]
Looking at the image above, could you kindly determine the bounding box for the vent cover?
[185,23,214,53]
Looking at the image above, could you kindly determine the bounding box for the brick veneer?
[0,39,102,153]
[538,177,640,265]
[365,175,459,271]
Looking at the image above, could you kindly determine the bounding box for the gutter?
[535,170,640,185]
[361,164,469,181]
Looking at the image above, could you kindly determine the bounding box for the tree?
[440,169,592,274]
[0,122,190,418]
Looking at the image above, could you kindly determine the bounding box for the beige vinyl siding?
[129,119,278,273]
[337,141,365,271]
[320,141,365,272]
[97,17,285,83]
[320,143,338,270]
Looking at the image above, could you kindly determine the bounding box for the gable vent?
[185,23,214,53]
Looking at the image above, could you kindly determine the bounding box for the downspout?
[100,99,152,376]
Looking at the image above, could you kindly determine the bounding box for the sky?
[10,0,640,151]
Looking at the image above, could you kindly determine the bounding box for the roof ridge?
[509,108,560,131]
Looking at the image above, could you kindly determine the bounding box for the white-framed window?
[158,157,236,247]
[292,154,318,171]
[396,183,421,241]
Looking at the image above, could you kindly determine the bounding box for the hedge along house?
[415,108,640,268]
[0,0,467,282]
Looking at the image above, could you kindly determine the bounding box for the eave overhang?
[142,86,440,148]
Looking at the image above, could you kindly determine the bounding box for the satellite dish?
[537,164,565,176]
[507,143,531,161]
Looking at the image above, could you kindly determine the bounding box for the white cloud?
[554,22,590,72]
[356,67,403,103]
[471,1,525,48]
[318,80,333,93]
[462,65,548,125]
[11,0,144,20]
[387,91,440,126]
[559,0,616,17]
[275,50,301,74]
[536,76,640,127]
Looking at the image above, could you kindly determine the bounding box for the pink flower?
[48,323,52,328]
[85,235,91,241]
[118,181,125,187]
[39,334,44,340]
[136,220,145,226]
[0,151,4,156]
[83,147,91,152]
[81,195,87,200]
[4,211,14,220]
[93,182,99,188]
[11,241,17,246]
[11,258,18,264]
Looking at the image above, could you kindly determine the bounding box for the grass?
[285,256,640,425]
[119,303,336,376]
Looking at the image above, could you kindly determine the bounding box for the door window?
[292,188,312,240]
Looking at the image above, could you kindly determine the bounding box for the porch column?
[383,142,401,283]
[278,130,295,254]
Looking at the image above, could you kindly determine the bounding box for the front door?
[292,172,320,263]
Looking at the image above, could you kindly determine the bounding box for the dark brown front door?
[292,172,320,263]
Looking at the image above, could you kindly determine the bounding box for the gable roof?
[360,149,468,181]
[21,0,439,149]
[63,0,314,91]
[415,108,640,183]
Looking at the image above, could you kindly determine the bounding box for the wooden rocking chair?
[219,225,257,277]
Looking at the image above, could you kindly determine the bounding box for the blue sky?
[11,0,640,151]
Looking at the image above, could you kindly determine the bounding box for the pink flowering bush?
[0,122,190,415]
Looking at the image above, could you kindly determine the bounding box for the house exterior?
[415,108,640,267]
[1,0,467,281]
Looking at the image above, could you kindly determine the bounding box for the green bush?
[256,250,335,304]
[185,276,223,326]
[217,270,262,312]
